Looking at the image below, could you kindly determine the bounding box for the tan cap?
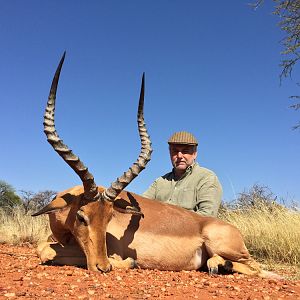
[168,131,198,146]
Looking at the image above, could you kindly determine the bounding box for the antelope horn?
[44,52,99,201]
[101,73,152,202]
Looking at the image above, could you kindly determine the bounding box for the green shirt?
[142,163,222,217]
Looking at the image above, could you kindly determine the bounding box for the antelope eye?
[76,211,89,225]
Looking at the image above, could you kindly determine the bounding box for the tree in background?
[0,180,22,211]
[254,0,300,129]
[20,190,56,214]
[0,180,56,214]
[218,183,293,216]
[230,184,283,212]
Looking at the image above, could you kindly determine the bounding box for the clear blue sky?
[1,1,299,204]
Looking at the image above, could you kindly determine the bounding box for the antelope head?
[33,53,152,272]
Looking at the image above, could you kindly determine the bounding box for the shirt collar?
[172,162,197,180]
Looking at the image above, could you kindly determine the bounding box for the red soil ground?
[0,243,299,299]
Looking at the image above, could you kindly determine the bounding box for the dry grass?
[219,204,300,279]
[0,206,50,245]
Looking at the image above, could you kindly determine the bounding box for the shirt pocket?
[177,187,196,210]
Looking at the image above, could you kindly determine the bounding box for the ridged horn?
[44,52,99,201]
[101,73,152,202]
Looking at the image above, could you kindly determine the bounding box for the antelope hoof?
[108,255,137,269]
[207,254,226,275]
[39,246,57,264]
[124,257,137,269]
[131,258,138,269]
[208,266,219,275]
[224,260,233,272]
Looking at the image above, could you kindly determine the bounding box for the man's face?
[169,144,197,174]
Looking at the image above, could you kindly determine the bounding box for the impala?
[34,53,280,279]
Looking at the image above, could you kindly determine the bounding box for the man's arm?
[194,174,222,217]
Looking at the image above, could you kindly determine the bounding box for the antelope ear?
[113,199,144,218]
[32,197,69,216]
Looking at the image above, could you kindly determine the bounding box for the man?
[143,131,222,217]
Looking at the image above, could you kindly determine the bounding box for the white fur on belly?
[193,248,205,269]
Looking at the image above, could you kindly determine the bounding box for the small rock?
[65,270,73,276]
[233,286,241,292]
[4,293,16,298]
